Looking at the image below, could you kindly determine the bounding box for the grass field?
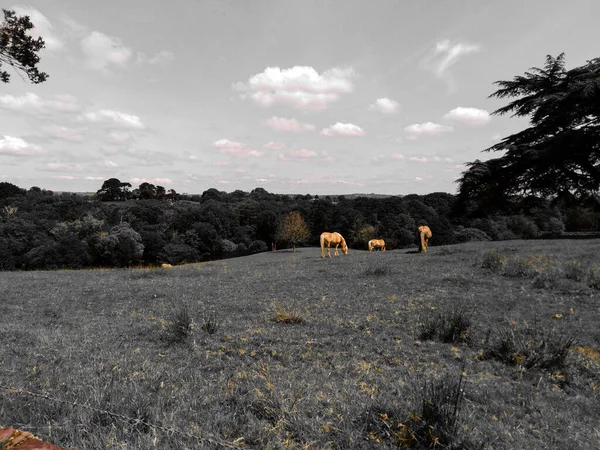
[1,240,599,449]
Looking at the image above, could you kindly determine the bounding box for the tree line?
[1,180,598,271]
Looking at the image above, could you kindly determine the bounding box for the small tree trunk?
[293,243,296,252]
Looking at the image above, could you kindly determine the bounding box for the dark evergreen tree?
[1,9,48,83]
[458,54,600,213]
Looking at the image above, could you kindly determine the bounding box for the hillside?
[1,240,599,449]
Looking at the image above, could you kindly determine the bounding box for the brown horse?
[418,225,432,253]
[320,232,348,257]
[368,239,386,252]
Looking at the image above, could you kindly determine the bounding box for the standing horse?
[368,239,386,252]
[320,232,348,257]
[418,225,432,253]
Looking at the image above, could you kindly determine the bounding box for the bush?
[456,228,491,243]
[481,250,507,271]
[503,255,551,278]
[158,243,201,265]
[506,215,540,239]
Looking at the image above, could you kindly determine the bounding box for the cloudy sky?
[1,0,598,195]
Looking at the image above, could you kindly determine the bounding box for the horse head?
[341,241,348,254]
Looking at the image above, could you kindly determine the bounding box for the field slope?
[1,240,599,449]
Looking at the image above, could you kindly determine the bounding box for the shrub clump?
[456,227,492,243]
[482,328,574,375]
[270,301,304,324]
[480,250,507,271]
[363,370,476,449]
[419,308,473,344]
[162,304,194,344]
[502,255,551,278]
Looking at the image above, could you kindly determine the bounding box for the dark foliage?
[1,9,48,84]
[457,53,600,215]
[1,180,599,271]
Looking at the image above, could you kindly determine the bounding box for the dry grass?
[0,239,599,449]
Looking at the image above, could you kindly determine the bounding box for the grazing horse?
[320,232,348,258]
[418,225,432,253]
[368,239,386,252]
[161,263,172,268]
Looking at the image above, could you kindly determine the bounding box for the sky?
[1,0,598,196]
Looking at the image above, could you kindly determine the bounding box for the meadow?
[1,239,599,449]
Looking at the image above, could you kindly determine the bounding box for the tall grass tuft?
[162,303,194,344]
[419,307,473,344]
[483,327,574,375]
[270,301,304,324]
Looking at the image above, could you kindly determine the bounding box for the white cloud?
[12,6,65,51]
[430,39,481,76]
[421,39,481,92]
[404,122,453,138]
[443,107,491,125]
[131,177,173,185]
[233,66,355,110]
[263,116,315,132]
[85,176,105,180]
[264,141,286,150]
[290,149,317,159]
[81,109,145,129]
[0,136,45,156]
[214,161,231,166]
[391,153,405,160]
[81,31,132,71]
[321,122,365,137]
[104,160,119,168]
[43,162,84,172]
[136,50,175,65]
[0,93,80,114]
[368,97,399,114]
[107,131,133,143]
[213,139,263,157]
[44,125,85,142]
[409,156,428,163]
[279,149,318,161]
[52,175,76,180]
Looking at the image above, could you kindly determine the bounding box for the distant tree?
[0,181,25,197]
[96,178,132,201]
[138,182,157,200]
[457,53,600,212]
[1,9,48,84]
[276,210,311,252]
[95,223,144,267]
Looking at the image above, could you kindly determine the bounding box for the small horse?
[320,232,348,258]
[368,239,386,252]
[161,263,173,268]
[418,225,432,253]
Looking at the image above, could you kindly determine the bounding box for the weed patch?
[419,307,474,344]
[483,327,574,376]
[270,301,304,324]
[161,303,194,344]
[480,250,506,271]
